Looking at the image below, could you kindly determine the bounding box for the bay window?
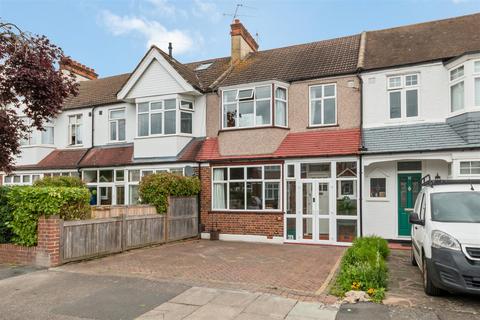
[475,61,480,107]
[450,65,464,112]
[137,98,193,137]
[68,114,83,145]
[222,84,288,129]
[109,108,126,142]
[212,165,282,211]
[387,74,419,119]
[310,84,336,126]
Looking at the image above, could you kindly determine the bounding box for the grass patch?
[331,236,390,302]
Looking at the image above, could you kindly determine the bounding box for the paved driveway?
[384,250,480,319]
[58,240,345,302]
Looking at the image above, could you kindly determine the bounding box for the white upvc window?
[275,87,288,127]
[109,108,126,142]
[222,86,271,129]
[41,124,54,145]
[474,61,480,107]
[68,114,83,145]
[450,65,465,112]
[459,161,480,175]
[137,98,193,137]
[309,83,337,126]
[212,165,282,211]
[387,74,419,119]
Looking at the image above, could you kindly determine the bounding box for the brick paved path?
[58,240,344,302]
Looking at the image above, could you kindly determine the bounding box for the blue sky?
[1,0,479,77]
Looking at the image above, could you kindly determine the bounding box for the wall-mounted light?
[435,173,441,180]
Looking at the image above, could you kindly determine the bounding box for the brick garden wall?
[0,216,62,267]
[199,166,283,238]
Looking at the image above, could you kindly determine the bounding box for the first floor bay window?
[212,165,282,211]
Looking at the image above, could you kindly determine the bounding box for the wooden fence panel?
[168,197,198,241]
[60,197,198,263]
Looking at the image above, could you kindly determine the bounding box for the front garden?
[331,236,390,302]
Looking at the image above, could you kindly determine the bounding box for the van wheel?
[423,256,442,296]
[410,245,418,266]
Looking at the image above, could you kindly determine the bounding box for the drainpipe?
[197,162,202,236]
[357,73,365,238]
[77,106,99,177]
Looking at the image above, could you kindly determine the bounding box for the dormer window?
[137,98,193,137]
[222,84,287,129]
[386,74,419,119]
[450,65,465,112]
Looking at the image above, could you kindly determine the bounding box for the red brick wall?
[199,165,283,238]
[0,216,62,267]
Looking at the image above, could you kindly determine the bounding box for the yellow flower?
[367,288,376,296]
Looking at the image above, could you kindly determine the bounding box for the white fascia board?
[363,152,453,166]
[218,80,290,91]
[117,48,199,100]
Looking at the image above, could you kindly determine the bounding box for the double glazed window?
[310,84,336,126]
[222,85,287,129]
[20,118,54,146]
[212,165,281,211]
[68,114,83,145]
[460,161,480,175]
[137,99,193,137]
[109,109,126,142]
[475,61,480,107]
[450,66,465,112]
[387,74,419,119]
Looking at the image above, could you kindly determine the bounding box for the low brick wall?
[91,205,157,219]
[0,216,62,267]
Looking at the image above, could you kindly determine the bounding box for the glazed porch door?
[301,181,332,242]
[398,173,421,236]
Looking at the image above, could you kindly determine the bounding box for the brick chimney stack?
[60,58,98,81]
[230,19,258,63]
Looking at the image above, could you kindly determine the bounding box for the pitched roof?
[273,129,361,158]
[363,13,480,70]
[218,35,361,87]
[177,138,205,162]
[16,148,88,170]
[362,123,476,154]
[78,145,134,168]
[63,73,131,110]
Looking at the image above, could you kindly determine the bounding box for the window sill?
[306,124,339,129]
[209,210,283,215]
[134,134,192,140]
[366,197,389,202]
[20,144,56,148]
[218,126,290,133]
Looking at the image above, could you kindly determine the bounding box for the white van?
[409,176,480,296]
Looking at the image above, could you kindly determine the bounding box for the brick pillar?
[37,215,62,267]
[199,166,212,232]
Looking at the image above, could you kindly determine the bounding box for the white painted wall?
[363,157,449,239]
[362,54,480,128]
[134,135,192,159]
[15,146,56,166]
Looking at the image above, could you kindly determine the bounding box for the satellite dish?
[184,166,194,177]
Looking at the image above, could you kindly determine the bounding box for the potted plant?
[210,220,220,241]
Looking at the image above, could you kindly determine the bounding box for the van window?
[431,192,480,223]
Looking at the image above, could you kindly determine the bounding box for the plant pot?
[210,230,220,241]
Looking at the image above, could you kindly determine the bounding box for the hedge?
[139,173,201,214]
[33,176,86,188]
[331,236,390,302]
[6,186,91,246]
[0,187,14,243]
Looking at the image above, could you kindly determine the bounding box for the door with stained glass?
[398,173,421,236]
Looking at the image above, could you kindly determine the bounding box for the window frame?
[211,164,282,212]
[136,98,193,138]
[369,177,387,199]
[309,83,337,127]
[68,114,83,146]
[449,65,465,113]
[459,161,480,176]
[108,108,126,142]
[386,73,420,120]
[274,86,288,127]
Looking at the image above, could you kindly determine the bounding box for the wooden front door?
[398,173,421,236]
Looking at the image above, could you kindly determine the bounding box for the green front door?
[398,173,421,236]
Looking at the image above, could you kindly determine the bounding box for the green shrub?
[139,173,201,214]
[7,186,90,246]
[331,236,390,302]
[33,176,85,188]
[0,187,14,243]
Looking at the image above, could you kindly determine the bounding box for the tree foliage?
[0,21,78,172]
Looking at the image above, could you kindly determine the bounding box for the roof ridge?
[367,12,480,34]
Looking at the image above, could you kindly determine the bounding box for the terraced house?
[3,13,480,245]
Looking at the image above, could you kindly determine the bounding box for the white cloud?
[144,0,188,18]
[100,10,194,54]
[192,0,222,22]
